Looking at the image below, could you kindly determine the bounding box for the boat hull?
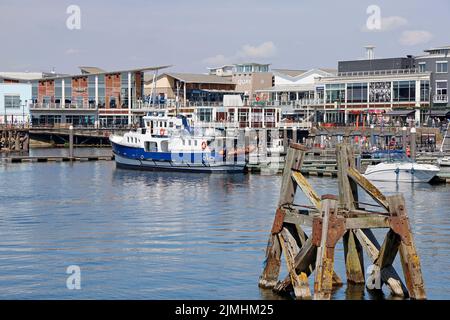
[363,162,439,183]
[111,140,246,173]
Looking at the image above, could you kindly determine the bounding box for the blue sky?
[1,0,449,74]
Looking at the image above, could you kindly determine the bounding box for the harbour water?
[0,150,449,299]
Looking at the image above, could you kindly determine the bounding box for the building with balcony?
[29,65,169,127]
[415,46,449,113]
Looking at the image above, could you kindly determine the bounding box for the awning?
[428,110,450,117]
[385,110,415,117]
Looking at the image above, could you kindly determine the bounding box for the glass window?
[436,81,448,96]
[347,83,368,103]
[420,81,430,101]
[418,63,426,73]
[393,81,416,102]
[325,84,345,103]
[436,62,448,73]
[4,95,20,108]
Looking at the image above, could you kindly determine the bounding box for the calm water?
[0,150,449,299]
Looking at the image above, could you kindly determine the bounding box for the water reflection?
[0,161,449,299]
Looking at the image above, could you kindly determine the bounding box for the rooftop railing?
[30,103,97,110]
[337,68,427,77]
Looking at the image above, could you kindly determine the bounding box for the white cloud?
[203,54,230,66]
[380,16,408,31]
[362,15,408,32]
[237,41,277,59]
[65,48,81,55]
[203,41,277,66]
[399,30,433,46]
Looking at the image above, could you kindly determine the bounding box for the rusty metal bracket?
[271,208,286,234]
[326,216,346,248]
[389,216,412,246]
[312,217,323,246]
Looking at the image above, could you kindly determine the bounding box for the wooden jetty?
[258,142,426,300]
[0,155,114,163]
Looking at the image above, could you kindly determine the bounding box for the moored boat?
[109,111,246,173]
[363,151,440,183]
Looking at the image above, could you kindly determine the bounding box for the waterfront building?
[415,45,450,120]
[258,47,437,127]
[29,66,169,127]
[231,63,273,103]
[143,72,236,106]
[0,76,32,125]
[207,65,234,77]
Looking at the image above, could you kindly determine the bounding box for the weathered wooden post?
[283,127,288,153]
[259,142,426,300]
[259,143,307,290]
[410,127,416,161]
[69,125,74,159]
[292,127,297,144]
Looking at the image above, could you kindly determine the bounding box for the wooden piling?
[259,142,427,300]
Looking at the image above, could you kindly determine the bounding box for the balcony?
[433,95,448,104]
[261,99,325,108]
[30,103,97,110]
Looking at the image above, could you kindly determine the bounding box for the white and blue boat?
[109,112,247,173]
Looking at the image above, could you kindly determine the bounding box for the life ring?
[201,141,207,150]
[160,128,165,136]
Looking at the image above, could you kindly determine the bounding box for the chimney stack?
[365,45,375,60]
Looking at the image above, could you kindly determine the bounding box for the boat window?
[169,122,174,128]
[194,140,198,146]
[183,140,185,146]
[188,140,191,146]
[160,140,169,152]
[144,141,158,152]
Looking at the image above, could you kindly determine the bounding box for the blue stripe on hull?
[111,141,246,173]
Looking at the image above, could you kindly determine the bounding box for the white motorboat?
[363,152,440,183]
[438,157,450,167]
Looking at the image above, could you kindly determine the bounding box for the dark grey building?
[338,57,416,74]
[415,46,449,110]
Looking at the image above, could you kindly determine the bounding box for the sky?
[1,0,449,75]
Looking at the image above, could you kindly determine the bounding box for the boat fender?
[140,155,144,160]
[160,128,165,136]
[201,141,207,150]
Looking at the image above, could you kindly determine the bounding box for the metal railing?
[433,95,448,104]
[30,103,98,110]
[337,68,426,77]
[259,99,325,107]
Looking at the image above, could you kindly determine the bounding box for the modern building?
[415,45,449,117]
[0,76,32,125]
[231,63,273,103]
[258,46,437,127]
[29,66,169,127]
[207,65,234,77]
[144,72,237,104]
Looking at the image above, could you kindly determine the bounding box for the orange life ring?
[160,128,165,136]
[201,141,207,150]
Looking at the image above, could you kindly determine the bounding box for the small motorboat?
[363,151,440,183]
[438,157,450,167]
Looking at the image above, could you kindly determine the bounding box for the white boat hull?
[363,162,439,183]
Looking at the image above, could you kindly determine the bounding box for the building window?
[393,81,416,102]
[369,82,391,102]
[4,95,20,108]
[418,62,426,73]
[198,108,212,122]
[325,84,345,103]
[436,81,448,97]
[436,62,448,73]
[347,83,368,103]
[420,81,430,102]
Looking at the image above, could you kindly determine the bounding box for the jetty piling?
[259,142,426,300]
